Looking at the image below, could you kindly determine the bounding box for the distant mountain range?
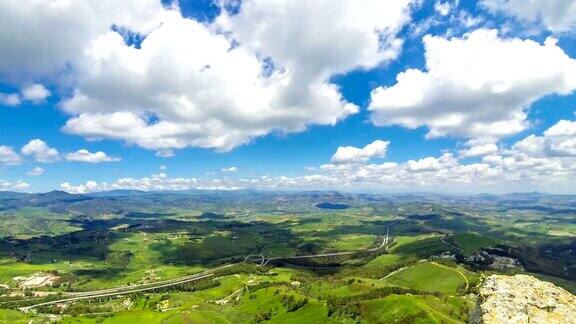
[0,190,574,216]
[0,189,566,198]
[0,189,572,202]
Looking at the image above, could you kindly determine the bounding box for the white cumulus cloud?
[0,146,21,165]
[369,29,576,141]
[406,153,458,172]
[331,140,390,164]
[0,84,51,107]
[459,139,499,157]
[21,84,50,101]
[65,149,121,163]
[509,119,576,158]
[0,180,29,191]
[221,166,238,173]
[0,93,21,106]
[27,166,45,176]
[218,0,414,77]
[21,139,60,163]
[61,180,99,194]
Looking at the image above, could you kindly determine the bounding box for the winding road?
[440,235,463,252]
[253,224,392,266]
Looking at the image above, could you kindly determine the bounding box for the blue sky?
[1,0,576,193]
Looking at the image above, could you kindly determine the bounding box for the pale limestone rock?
[471,274,576,324]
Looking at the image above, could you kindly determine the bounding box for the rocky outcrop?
[471,274,576,324]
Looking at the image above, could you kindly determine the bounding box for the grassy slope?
[451,232,500,255]
[0,208,81,239]
[330,234,376,251]
[0,309,32,324]
[383,262,467,294]
[360,295,465,324]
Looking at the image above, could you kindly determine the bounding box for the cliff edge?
[470,274,576,324]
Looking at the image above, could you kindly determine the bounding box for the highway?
[18,263,239,311]
[20,273,214,312]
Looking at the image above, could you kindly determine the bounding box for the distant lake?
[315,202,351,210]
[125,212,175,219]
